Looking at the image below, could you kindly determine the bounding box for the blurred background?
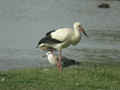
[0,0,120,70]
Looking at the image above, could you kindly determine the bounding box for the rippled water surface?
[0,0,120,70]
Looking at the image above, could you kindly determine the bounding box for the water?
[0,0,120,70]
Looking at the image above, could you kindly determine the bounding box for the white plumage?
[46,51,57,65]
[36,22,88,72]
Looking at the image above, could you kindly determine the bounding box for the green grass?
[0,62,120,90]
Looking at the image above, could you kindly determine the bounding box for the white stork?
[36,22,88,72]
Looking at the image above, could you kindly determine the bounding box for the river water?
[0,0,120,70]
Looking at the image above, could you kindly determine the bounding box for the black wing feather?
[46,29,56,36]
[37,29,63,47]
[46,27,63,36]
[38,35,62,45]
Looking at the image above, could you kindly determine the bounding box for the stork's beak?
[80,27,88,37]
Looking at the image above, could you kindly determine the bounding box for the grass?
[0,62,120,90]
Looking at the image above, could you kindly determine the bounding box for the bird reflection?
[46,51,80,68]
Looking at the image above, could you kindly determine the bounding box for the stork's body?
[36,22,88,72]
[39,27,81,50]
[50,28,81,47]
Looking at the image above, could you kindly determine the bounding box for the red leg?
[57,49,62,72]
[49,50,61,71]
[49,49,62,72]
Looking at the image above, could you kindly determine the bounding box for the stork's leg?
[57,49,62,72]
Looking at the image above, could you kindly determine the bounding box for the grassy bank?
[0,62,120,90]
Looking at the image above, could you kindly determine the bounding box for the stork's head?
[73,22,88,37]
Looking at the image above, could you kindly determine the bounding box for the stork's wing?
[37,28,73,45]
[37,35,62,45]
[51,28,73,42]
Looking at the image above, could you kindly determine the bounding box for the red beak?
[80,27,88,37]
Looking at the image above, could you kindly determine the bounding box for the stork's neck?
[74,27,81,37]
[71,27,81,45]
